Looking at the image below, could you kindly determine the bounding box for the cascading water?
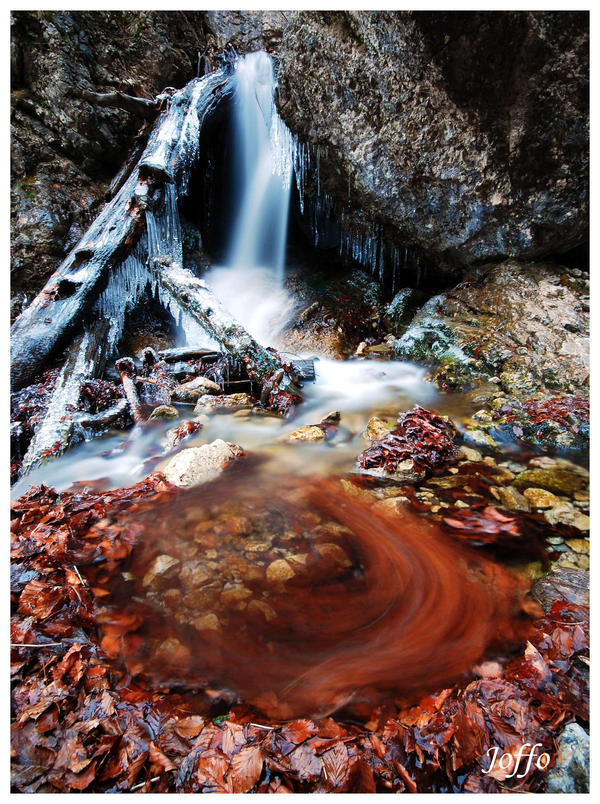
[205,52,297,346]
[227,52,294,278]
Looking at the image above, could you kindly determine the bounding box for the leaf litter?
[10,469,588,793]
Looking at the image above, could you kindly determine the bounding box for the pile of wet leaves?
[358,406,458,476]
[11,473,588,793]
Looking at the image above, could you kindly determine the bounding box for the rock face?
[394,261,589,397]
[278,11,588,269]
[203,11,291,53]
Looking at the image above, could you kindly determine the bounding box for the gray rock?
[546,723,589,793]
[149,404,179,420]
[162,439,244,487]
[278,11,588,269]
[193,393,258,415]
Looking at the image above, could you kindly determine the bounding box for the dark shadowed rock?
[278,11,588,269]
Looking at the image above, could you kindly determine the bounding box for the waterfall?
[227,51,294,279]
[206,51,297,346]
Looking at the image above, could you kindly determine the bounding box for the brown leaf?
[196,749,230,792]
[149,741,176,773]
[322,741,348,788]
[18,579,64,619]
[174,715,205,740]
[524,641,552,681]
[280,718,317,745]
[289,743,323,781]
[229,745,264,793]
[346,757,376,793]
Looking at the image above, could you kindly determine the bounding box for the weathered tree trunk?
[157,263,280,384]
[10,69,233,392]
[10,168,146,392]
[19,321,113,477]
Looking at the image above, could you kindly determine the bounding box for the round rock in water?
[162,439,244,487]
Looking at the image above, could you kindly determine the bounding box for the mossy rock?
[513,468,585,497]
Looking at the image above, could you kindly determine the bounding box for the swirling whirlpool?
[99,465,532,718]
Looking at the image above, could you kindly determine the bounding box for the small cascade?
[203,51,298,346]
[227,51,295,281]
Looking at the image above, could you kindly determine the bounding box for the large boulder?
[393,261,589,397]
[278,11,588,269]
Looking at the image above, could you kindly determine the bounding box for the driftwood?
[81,89,158,118]
[11,69,233,392]
[157,263,280,384]
[115,358,146,424]
[73,398,129,431]
[19,321,113,477]
[159,347,222,362]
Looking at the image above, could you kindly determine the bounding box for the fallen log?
[139,70,232,189]
[11,69,233,392]
[115,358,146,424]
[19,322,113,477]
[156,262,280,385]
[10,167,145,392]
[159,347,222,363]
[73,398,129,431]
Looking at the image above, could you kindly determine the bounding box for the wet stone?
[142,554,180,590]
[546,723,589,793]
[192,613,221,632]
[544,503,589,531]
[150,404,179,420]
[522,487,560,509]
[284,425,326,443]
[532,565,589,611]
[513,468,585,497]
[457,445,482,462]
[162,439,244,488]
[266,559,295,584]
[492,485,530,512]
[171,376,222,403]
[194,393,258,414]
[364,416,391,442]
[565,538,589,554]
